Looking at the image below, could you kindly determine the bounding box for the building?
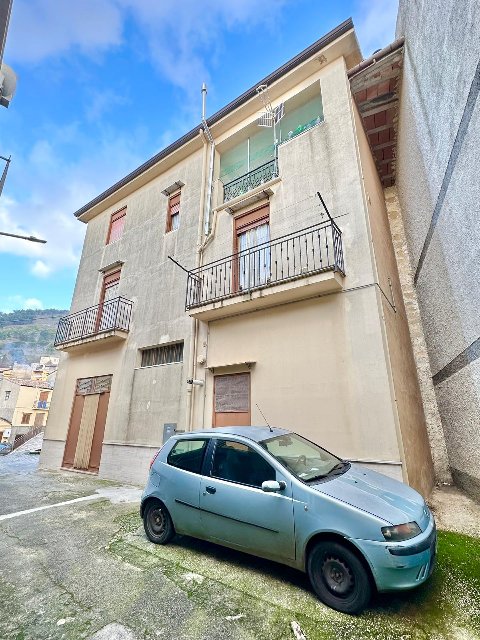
[391,0,480,499]
[0,377,53,444]
[40,20,435,494]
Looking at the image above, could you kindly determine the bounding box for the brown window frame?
[232,203,270,291]
[166,191,181,233]
[21,413,31,425]
[106,207,127,245]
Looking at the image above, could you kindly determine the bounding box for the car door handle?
[205,486,216,494]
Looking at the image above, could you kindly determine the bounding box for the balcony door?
[97,270,121,332]
[234,205,270,291]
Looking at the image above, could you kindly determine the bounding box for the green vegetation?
[0,309,67,365]
[111,520,480,640]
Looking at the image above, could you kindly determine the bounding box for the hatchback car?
[141,427,436,614]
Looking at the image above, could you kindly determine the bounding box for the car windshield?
[260,433,346,482]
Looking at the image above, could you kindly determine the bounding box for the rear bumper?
[355,519,437,592]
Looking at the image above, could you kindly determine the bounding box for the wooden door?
[62,376,112,472]
[213,372,251,427]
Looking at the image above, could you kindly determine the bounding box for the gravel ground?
[0,453,478,640]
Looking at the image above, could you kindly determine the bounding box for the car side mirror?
[261,480,286,492]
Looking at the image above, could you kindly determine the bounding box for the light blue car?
[141,427,436,614]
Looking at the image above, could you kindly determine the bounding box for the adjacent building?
[391,0,480,499]
[0,377,53,444]
[40,20,435,494]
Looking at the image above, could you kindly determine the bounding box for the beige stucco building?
[40,20,435,495]
[0,377,53,444]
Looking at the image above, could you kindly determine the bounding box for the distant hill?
[0,309,68,366]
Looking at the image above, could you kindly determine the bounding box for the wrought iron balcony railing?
[185,219,345,310]
[223,158,279,202]
[54,297,133,347]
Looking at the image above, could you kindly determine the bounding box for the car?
[141,427,436,614]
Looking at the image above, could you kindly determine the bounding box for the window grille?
[141,342,184,368]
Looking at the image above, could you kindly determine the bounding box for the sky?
[0,0,398,313]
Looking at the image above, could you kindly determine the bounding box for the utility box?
[163,423,177,443]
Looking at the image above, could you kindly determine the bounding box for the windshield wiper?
[305,462,347,483]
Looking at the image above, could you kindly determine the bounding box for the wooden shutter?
[213,373,251,427]
[107,208,126,244]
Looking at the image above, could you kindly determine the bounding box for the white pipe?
[201,83,215,236]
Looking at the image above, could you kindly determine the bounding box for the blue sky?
[0,0,398,312]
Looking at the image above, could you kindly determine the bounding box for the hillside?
[0,309,68,366]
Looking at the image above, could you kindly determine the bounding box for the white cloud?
[24,297,43,310]
[354,0,399,58]
[0,127,146,278]
[1,295,43,312]
[7,0,124,64]
[31,260,51,278]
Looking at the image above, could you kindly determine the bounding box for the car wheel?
[307,541,371,614]
[143,501,175,545]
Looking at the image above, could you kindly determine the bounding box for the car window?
[167,439,208,474]
[260,433,344,482]
[211,439,276,488]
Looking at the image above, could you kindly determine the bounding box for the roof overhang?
[348,38,404,188]
[74,19,362,223]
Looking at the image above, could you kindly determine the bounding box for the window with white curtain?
[238,221,271,290]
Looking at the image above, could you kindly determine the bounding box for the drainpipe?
[201,83,215,236]
[186,85,216,430]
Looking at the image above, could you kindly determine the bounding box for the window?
[107,207,126,244]
[211,439,275,488]
[4,391,10,400]
[21,413,31,425]
[141,342,184,367]
[166,192,180,232]
[167,439,208,474]
[235,205,270,290]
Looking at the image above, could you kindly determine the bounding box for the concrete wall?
[42,145,205,482]
[396,0,480,498]
[351,102,434,495]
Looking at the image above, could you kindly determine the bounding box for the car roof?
[177,426,291,443]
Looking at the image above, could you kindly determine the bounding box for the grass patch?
[110,525,480,640]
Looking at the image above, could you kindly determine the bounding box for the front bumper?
[355,519,437,592]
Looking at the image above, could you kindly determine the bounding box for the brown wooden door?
[62,376,112,472]
[62,394,85,468]
[213,372,251,427]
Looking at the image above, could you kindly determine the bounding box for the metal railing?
[223,158,279,202]
[12,425,44,451]
[54,296,133,346]
[185,219,345,309]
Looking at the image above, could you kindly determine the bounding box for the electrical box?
[163,423,177,443]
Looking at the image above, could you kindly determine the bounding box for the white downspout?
[201,83,215,236]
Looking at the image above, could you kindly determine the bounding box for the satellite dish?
[0,63,17,108]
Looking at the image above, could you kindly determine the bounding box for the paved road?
[1,453,478,640]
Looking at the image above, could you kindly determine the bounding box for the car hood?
[312,464,427,527]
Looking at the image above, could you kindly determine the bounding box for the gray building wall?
[396,0,480,498]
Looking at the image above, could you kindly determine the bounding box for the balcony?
[54,297,133,351]
[33,400,50,410]
[185,220,345,321]
[223,159,279,203]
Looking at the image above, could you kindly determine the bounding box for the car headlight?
[381,522,421,542]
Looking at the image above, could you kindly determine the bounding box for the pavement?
[0,452,479,640]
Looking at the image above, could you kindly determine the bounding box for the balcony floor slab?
[55,329,128,353]
[188,269,344,321]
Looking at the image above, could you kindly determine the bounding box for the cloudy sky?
[0,0,398,312]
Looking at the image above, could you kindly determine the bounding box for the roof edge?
[73,18,354,219]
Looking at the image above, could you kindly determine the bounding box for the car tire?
[307,541,371,614]
[143,501,175,545]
